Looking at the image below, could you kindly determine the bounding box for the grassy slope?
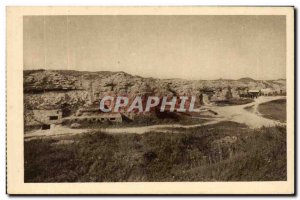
[24,122,286,182]
[258,99,286,123]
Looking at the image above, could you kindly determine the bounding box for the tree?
[225,86,233,100]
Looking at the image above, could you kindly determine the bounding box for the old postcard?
[7,6,294,194]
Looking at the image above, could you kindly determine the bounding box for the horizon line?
[23,68,286,81]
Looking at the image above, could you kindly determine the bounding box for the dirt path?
[24,118,222,141]
[24,126,91,141]
[210,96,286,128]
[24,96,286,140]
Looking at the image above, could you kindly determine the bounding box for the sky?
[23,15,286,80]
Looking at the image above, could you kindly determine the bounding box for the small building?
[247,90,260,98]
[100,113,122,122]
[67,113,123,123]
[32,109,63,125]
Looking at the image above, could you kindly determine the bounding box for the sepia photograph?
[7,6,294,194]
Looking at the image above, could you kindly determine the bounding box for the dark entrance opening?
[42,124,50,130]
[49,116,59,120]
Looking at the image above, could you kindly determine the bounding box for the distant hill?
[238,77,256,82]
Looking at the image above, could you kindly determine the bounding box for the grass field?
[258,99,286,123]
[24,121,286,182]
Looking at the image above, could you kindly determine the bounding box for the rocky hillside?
[24,69,286,112]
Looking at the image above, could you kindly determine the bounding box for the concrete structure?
[66,113,123,123]
[30,109,63,129]
[76,107,100,116]
[247,90,260,98]
[32,109,63,125]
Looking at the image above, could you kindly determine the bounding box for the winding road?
[211,96,286,128]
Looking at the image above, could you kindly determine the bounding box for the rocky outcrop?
[23,69,286,114]
[24,90,89,110]
[24,70,82,92]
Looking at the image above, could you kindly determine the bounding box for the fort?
[99,96,200,113]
